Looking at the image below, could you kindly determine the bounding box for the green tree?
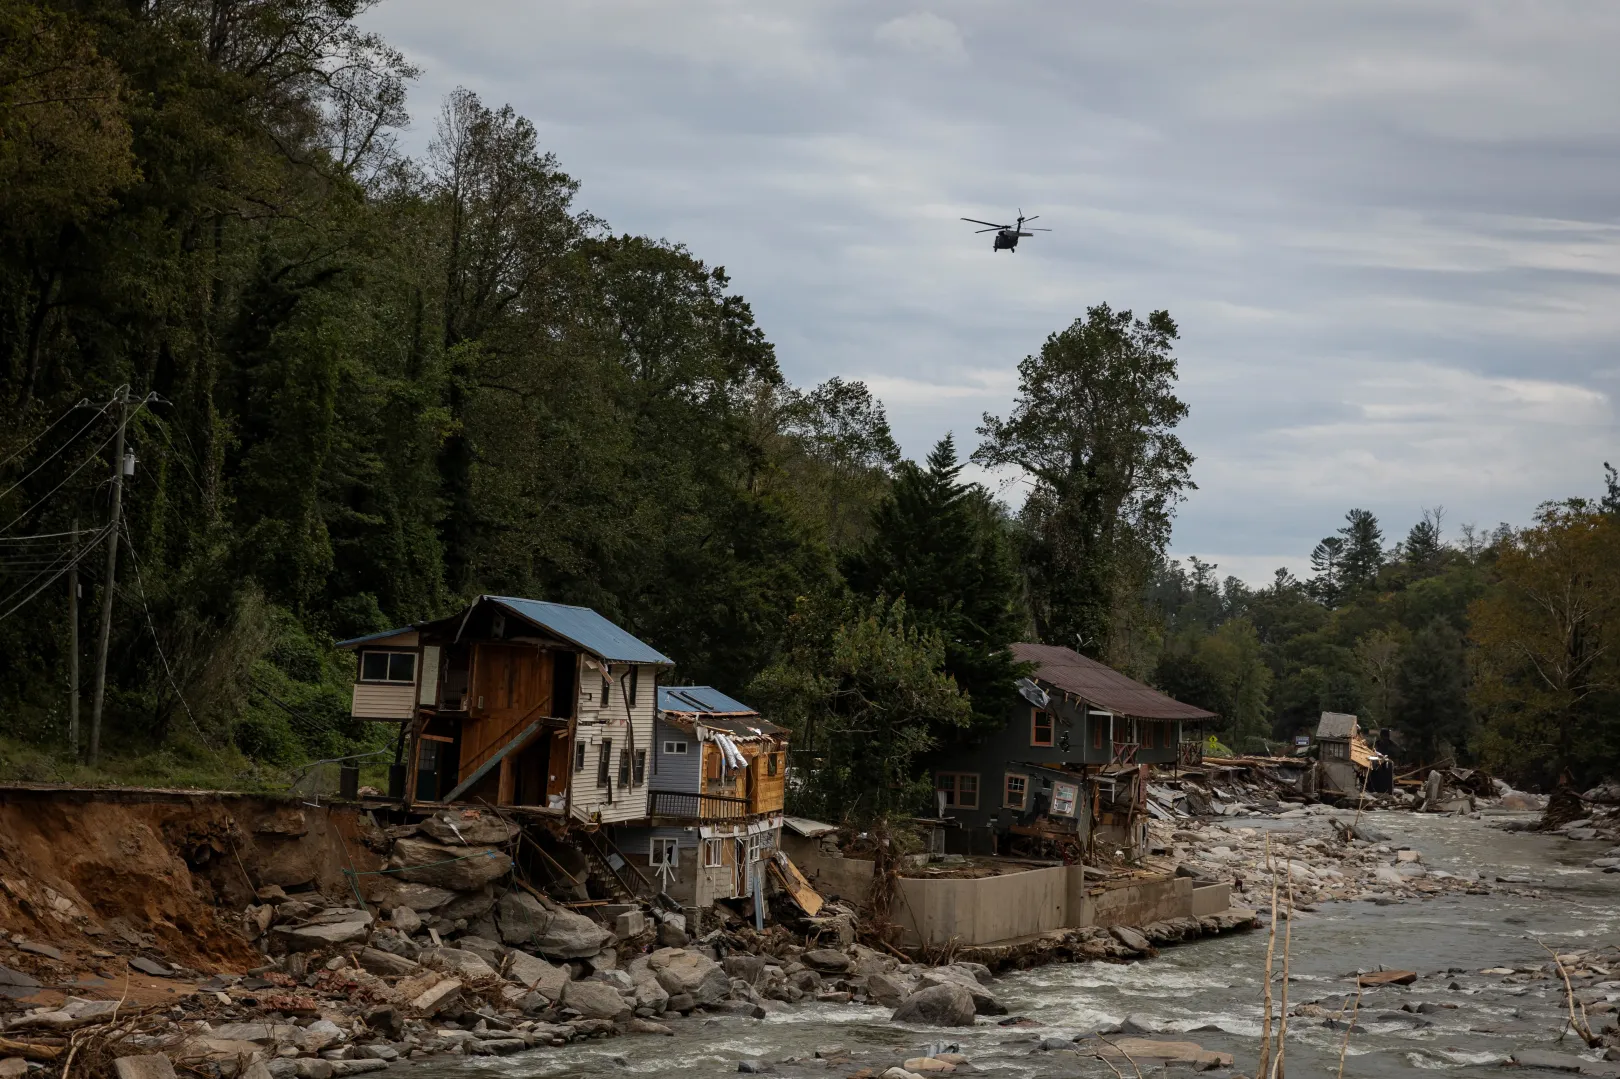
[1394,618,1472,764]
[1401,508,1446,572]
[1338,508,1385,591]
[748,595,971,825]
[843,434,1028,735]
[974,304,1193,660]
[1308,535,1346,607]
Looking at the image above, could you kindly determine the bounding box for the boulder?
[656,921,689,948]
[1358,970,1418,987]
[649,948,730,1004]
[452,935,505,968]
[561,979,631,1021]
[890,984,977,1027]
[1508,1049,1587,1072]
[1093,1038,1232,1070]
[723,955,767,985]
[902,1057,956,1073]
[1109,926,1152,954]
[356,949,418,978]
[496,891,612,958]
[917,968,1005,1015]
[802,948,851,973]
[388,837,512,890]
[418,813,519,847]
[438,885,497,922]
[387,906,421,934]
[366,881,456,912]
[0,1062,29,1079]
[867,971,918,1008]
[208,1023,299,1045]
[614,910,647,938]
[300,1020,345,1052]
[507,949,569,1000]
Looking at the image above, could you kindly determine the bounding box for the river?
[415,811,1618,1078]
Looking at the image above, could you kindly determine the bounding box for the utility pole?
[89,387,128,766]
[67,516,80,756]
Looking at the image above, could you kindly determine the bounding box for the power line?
[0,524,111,625]
[0,397,95,471]
[0,396,153,535]
[0,396,113,503]
[120,519,214,750]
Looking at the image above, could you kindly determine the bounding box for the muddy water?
[417,812,1619,1078]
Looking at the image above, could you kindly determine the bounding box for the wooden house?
[928,642,1217,857]
[1314,711,1372,796]
[612,686,788,907]
[337,595,672,823]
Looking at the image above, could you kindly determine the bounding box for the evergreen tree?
[1602,462,1619,517]
[1402,508,1446,570]
[1308,535,1346,607]
[843,434,1027,735]
[1394,617,1471,764]
[1337,508,1385,590]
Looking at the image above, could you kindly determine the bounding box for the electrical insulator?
[122,452,136,476]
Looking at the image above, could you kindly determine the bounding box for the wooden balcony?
[648,789,751,821]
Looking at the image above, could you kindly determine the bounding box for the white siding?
[352,682,415,719]
[570,663,658,824]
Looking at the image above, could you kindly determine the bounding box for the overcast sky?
[362,1,1620,584]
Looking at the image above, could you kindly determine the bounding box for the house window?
[360,651,416,684]
[767,753,779,777]
[1031,709,1053,747]
[627,666,639,708]
[574,741,586,774]
[1092,716,1104,750]
[619,747,631,786]
[746,834,763,863]
[663,740,689,755]
[1052,782,1079,816]
[634,749,647,784]
[601,675,613,709]
[1004,773,1028,810]
[650,838,679,867]
[702,838,724,867]
[1142,723,1155,749]
[936,772,979,809]
[597,740,612,786]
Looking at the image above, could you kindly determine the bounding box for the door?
[547,731,572,803]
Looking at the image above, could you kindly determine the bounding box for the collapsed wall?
[0,787,384,973]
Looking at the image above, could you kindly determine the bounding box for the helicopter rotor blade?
[1022,215,1039,223]
[961,217,1009,228]
[1023,227,1052,232]
[974,227,1000,233]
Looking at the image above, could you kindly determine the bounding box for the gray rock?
[439,885,497,922]
[708,1000,766,1018]
[614,910,647,938]
[917,967,1005,1015]
[418,813,519,847]
[207,1023,299,1045]
[387,905,422,934]
[890,984,977,1027]
[421,947,497,980]
[665,992,696,1013]
[274,916,373,950]
[496,891,612,959]
[656,921,689,948]
[1508,1049,1587,1072]
[356,948,419,977]
[1109,926,1152,953]
[369,881,456,912]
[265,1061,298,1079]
[802,948,851,973]
[293,1062,333,1079]
[389,837,512,890]
[453,935,505,968]
[561,979,631,1021]
[507,949,569,999]
[114,1056,178,1079]
[867,971,917,1007]
[127,957,171,976]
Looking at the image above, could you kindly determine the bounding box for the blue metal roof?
[656,685,757,715]
[334,626,417,650]
[485,596,673,665]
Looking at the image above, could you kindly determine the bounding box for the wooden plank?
[441,720,542,804]
[770,853,825,916]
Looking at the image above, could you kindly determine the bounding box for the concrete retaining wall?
[895,865,1232,947]
[780,833,874,903]
[1191,882,1231,917]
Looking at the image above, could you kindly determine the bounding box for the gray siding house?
[930,642,1217,857]
[613,686,788,909]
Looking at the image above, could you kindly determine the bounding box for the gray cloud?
[362,0,1620,582]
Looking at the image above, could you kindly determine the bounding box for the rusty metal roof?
[1010,642,1218,722]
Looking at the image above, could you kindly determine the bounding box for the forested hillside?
[1,0,1614,801]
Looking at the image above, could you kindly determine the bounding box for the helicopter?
[961,210,1051,252]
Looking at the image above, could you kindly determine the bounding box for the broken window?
[767,752,779,776]
[627,665,639,708]
[597,740,612,786]
[1031,709,1053,747]
[936,772,979,809]
[702,838,724,867]
[634,749,647,783]
[601,675,612,709]
[650,838,678,866]
[574,741,586,774]
[1052,782,1079,816]
[619,747,631,787]
[1004,773,1028,810]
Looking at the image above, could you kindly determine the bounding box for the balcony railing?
[648,789,751,820]
[1111,741,1141,766]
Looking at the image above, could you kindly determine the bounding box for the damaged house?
[337,595,673,823]
[929,643,1216,858]
[613,686,789,908]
